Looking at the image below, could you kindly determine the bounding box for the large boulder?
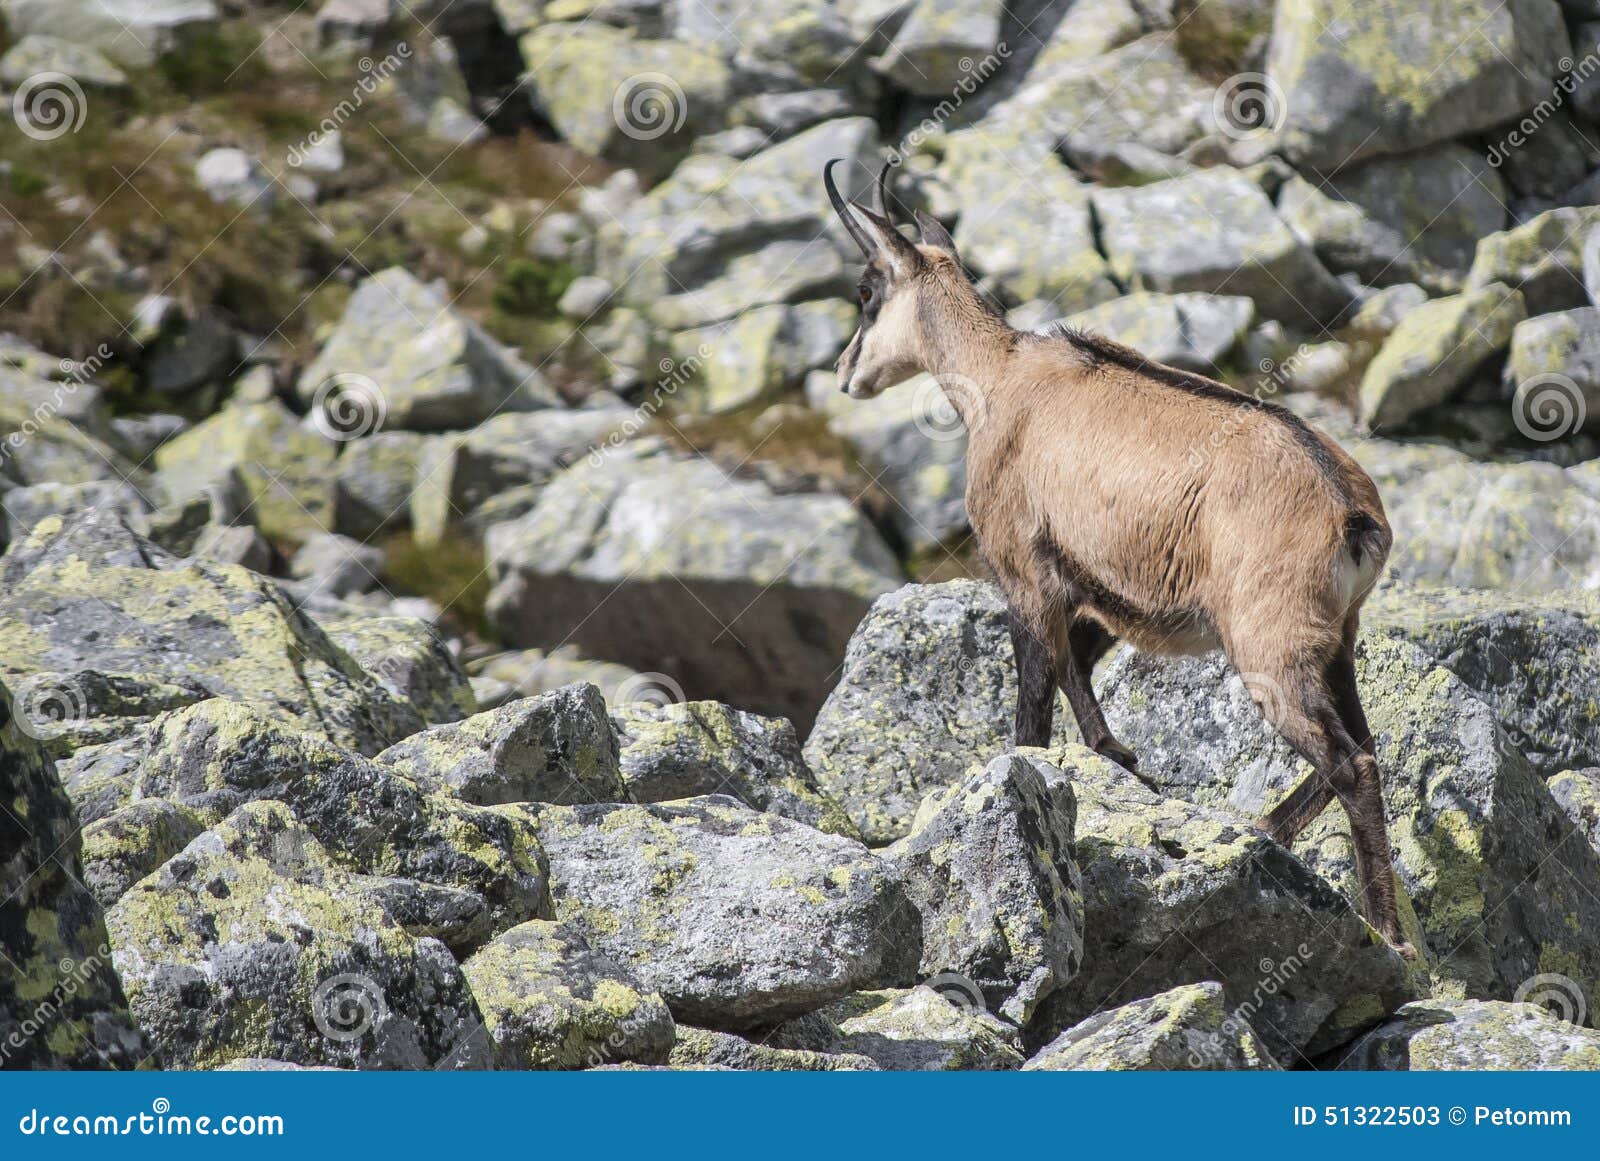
[515,795,923,1028]
[1062,293,1255,373]
[296,268,557,433]
[770,985,1025,1070]
[612,699,856,837]
[125,699,554,938]
[519,22,731,179]
[1358,282,1526,430]
[873,0,1006,97]
[598,118,878,330]
[882,754,1084,1024]
[0,0,220,67]
[668,1026,877,1070]
[937,128,1118,312]
[1268,0,1572,170]
[1364,584,1600,777]
[376,684,624,807]
[1505,308,1600,435]
[805,581,1075,845]
[1335,1000,1600,1070]
[0,680,146,1068]
[460,920,675,1069]
[1466,207,1600,316]
[107,802,493,1069]
[314,613,477,730]
[154,398,336,545]
[485,441,902,728]
[1093,168,1353,329]
[810,371,971,554]
[0,511,426,756]
[1024,982,1280,1071]
[1031,749,1416,1065]
[1382,460,1600,593]
[1096,632,1600,1005]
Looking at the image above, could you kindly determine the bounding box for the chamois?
[824,159,1411,955]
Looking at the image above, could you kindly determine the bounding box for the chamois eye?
[858,284,872,305]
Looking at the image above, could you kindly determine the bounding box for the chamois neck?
[915,271,1015,388]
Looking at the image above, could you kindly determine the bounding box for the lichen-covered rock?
[81,798,205,907]
[1096,633,1600,1005]
[612,699,856,837]
[1382,460,1600,593]
[107,802,493,1069]
[0,680,146,1068]
[2,479,149,547]
[1466,206,1600,316]
[0,511,424,756]
[410,409,629,547]
[668,300,854,414]
[1024,982,1279,1071]
[287,532,383,599]
[485,441,902,728]
[873,0,1004,96]
[1364,584,1600,776]
[0,33,127,88]
[805,581,1075,844]
[1335,1000,1600,1070]
[461,920,675,1069]
[1358,282,1525,430]
[809,371,970,553]
[598,118,876,330]
[1549,769,1600,857]
[125,700,553,936]
[771,986,1025,1070]
[472,646,644,705]
[377,684,624,806]
[314,613,477,729]
[1062,293,1255,373]
[519,22,731,178]
[1505,308,1600,434]
[296,268,556,433]
[516,795,923,1028]
[882,753,1084,1024]
[1094,168,1352,329]
[668,1026,879,1070]
[332,431,426,541]
[0,0,220,67]
[1321,145,1506,277]
[1032,748,1415,1064]
[984,33,1213,158]
[1277,175,1452,292]
[1268,0,1572,170]
[154,398,336,544]
[937,128,1118,312]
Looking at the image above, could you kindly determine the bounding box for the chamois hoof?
[1094,738,1139,771]
[1386,938,1419,962]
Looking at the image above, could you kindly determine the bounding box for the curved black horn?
[869,158,896,221]
[824,158,874,258]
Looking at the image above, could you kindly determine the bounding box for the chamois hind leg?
[1239,648,1409,954]
[1049,616,1137,771]
[1008,611,1057,748]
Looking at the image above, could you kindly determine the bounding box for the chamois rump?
[824,159,1411,956]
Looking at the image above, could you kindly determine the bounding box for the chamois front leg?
[1008,612,1056,748]
[1052,617,1138,773]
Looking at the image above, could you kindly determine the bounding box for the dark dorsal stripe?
[1044,324,1351,503]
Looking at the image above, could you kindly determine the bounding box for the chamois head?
[824,158,968,399]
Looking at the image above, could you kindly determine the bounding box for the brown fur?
[827,171,1411,954]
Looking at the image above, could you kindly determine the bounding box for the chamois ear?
[914,210,957,255]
